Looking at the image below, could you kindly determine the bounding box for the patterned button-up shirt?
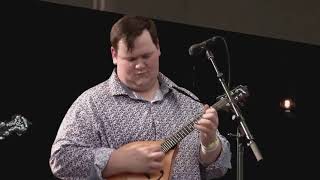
[50,70,232,180]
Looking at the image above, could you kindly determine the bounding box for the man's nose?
[135,58,147,69]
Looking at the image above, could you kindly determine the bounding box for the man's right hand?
[102,141,165,177]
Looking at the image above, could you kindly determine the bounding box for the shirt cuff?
[89,147,114,179]
[200,134,232,179]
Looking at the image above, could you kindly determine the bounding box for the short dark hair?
[110,15,159,52]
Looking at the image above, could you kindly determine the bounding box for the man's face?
[111,30,161,92]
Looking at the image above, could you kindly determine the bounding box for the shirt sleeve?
[200,131,232,179]
[49,93,113,179]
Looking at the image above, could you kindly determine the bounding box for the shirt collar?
[108,69,179,98]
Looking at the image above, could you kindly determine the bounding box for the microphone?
[188,36,219,56]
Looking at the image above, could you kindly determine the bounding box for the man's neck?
[134,81,160,101]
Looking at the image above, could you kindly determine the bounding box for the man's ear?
[156,42,161,56]
[111,47,117,65]
[158,48,161,56]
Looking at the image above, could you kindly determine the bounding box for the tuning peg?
[0,121,5,128]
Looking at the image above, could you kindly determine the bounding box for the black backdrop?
[0,1,318,179]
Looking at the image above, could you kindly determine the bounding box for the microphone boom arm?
[205,49,263,162]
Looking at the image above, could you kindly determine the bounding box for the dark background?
[0,1,318,179]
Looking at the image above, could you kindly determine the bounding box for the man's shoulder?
[75,79,112,103]
[171,85,200,102]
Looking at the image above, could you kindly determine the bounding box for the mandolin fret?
[160,85,248,153]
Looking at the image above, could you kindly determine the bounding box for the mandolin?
[108,85,249,180]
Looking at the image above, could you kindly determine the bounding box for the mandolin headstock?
[0,114,31,140]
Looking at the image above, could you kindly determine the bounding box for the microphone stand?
[205,49,263,180]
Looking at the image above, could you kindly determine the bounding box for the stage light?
[280,97,295,112]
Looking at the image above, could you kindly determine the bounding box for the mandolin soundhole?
[143,170,164,180]
[157,170,164,180]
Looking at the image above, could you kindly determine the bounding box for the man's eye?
[142,54,151,59]
[127,58,136,62]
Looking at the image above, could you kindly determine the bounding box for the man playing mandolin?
[50,15,232,180]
